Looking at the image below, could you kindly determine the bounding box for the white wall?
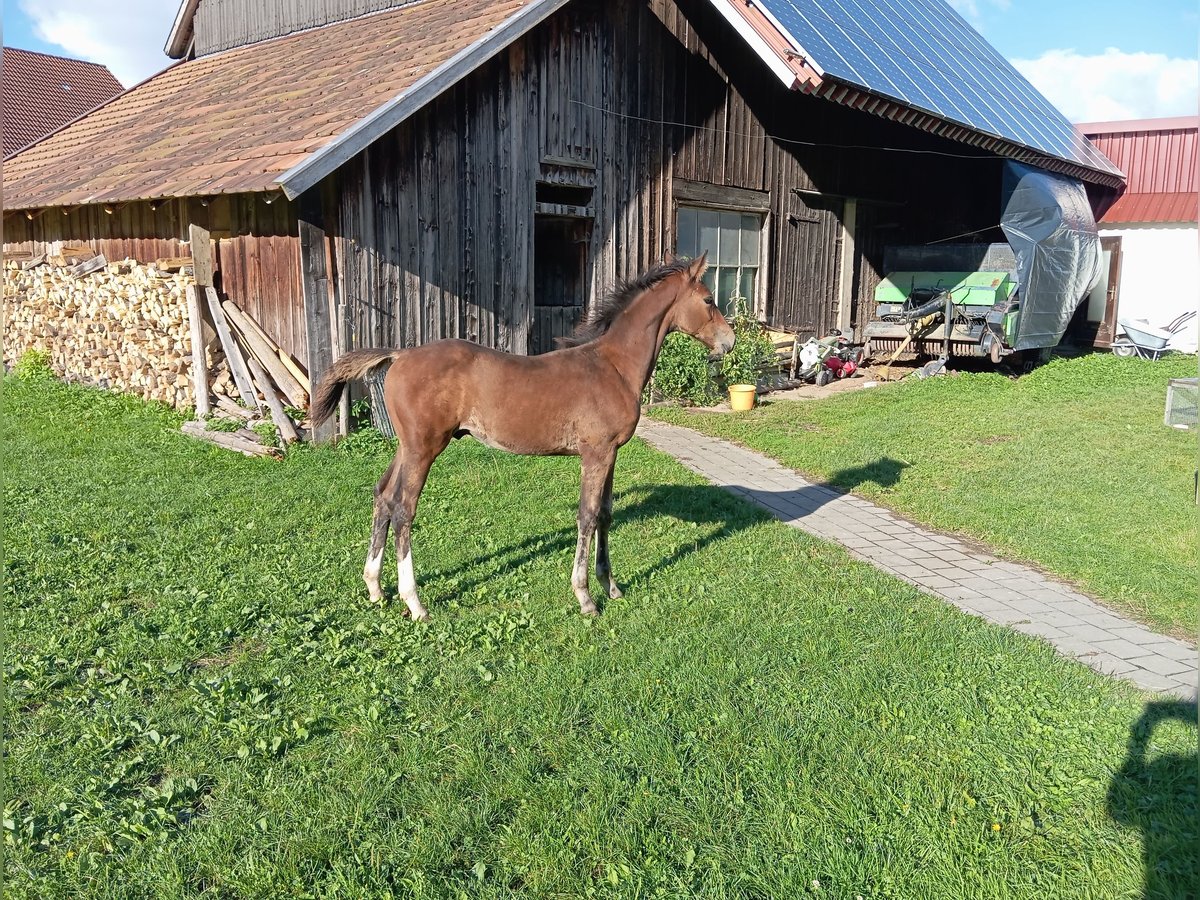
[1099,223,1199,351]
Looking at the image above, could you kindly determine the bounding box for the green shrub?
[649,332,721,406]
[12,349,53,381]
[252,421,280,448]
[719,299,777,388]
[206,417,242,433]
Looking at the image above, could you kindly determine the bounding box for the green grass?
[652,353,1199,637]
[4,376,1196,898]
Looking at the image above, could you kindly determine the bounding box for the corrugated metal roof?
[2,48,123,158]
[3,0,533,210]
[1099,192,1196,224]
[1079,118,1198,223]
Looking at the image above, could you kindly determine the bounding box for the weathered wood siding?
[3,193,306,360]
[192,0,423,56]
[324,0,1002,353]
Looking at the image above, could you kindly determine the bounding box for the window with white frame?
[675,206,762,313]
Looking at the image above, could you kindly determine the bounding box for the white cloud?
[947,0,1011,28]
[18,0,177,87]
[1013,48,1199,122]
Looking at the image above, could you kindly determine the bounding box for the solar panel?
[755,0,1122,177]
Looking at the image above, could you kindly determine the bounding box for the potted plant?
[719,297,776,410]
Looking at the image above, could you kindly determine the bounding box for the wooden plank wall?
[4,193,307,360]
[322,0,1005,352]
[192,0,423,56]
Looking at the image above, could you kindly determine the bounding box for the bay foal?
[311,253,734,619]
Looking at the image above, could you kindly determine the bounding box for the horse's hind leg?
[389,438,446,621]
[594,461,623,600]
[363,453,401,604]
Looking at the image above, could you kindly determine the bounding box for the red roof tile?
[3,47,123,157]
[3,0,533,210]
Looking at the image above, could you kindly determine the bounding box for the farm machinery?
[862,269,1019,367]
[862,162,1104,373]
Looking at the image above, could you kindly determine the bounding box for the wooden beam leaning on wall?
[298,195,337,443]
[204,287,259,409]
[185,284,212,418]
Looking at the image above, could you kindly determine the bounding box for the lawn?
[3,373,1196,898]
[652,353,1199,637]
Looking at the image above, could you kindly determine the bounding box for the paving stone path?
[638,419,1197,699]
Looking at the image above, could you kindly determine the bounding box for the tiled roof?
[1080,118,1198,224]
[2,47,123,157]
[3,0,532,210]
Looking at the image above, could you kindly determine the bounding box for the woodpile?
[3,256,199,408]
[3,253,315,455]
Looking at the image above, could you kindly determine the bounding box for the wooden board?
[205,286,259,409]
[247,356,299,446]
[181,420,280,457]
[185,285,211,418]
[188,223,214,286]
[223,299,308,408]
[299,211,336,442]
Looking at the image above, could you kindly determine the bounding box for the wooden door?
[1093,236,1122,348]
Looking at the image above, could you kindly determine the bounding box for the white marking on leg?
[363,548,384,603]
[397,549,428,621]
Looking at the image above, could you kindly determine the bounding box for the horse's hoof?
[608,585,624,600]
[579,601,599,617]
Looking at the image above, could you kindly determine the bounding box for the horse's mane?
[557,258,693,348]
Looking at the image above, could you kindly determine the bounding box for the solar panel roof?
[754,0,1122,178]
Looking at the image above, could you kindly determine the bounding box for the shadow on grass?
[1106,700,1198,898]
[420,457,907,599]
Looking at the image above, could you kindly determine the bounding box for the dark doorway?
[531,216,590,354]
[1069,235,1122,348]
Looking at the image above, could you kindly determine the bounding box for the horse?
[310,252,734,620]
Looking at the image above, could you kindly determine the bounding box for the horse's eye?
[705,296,715,306]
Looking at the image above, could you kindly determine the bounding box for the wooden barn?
[2,0,1123,438]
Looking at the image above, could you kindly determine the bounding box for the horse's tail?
[310,348,403,425]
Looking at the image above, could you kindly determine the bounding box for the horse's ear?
[664,251,677,265]
[687,251,709,280]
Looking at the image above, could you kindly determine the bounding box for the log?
[221,300,307,407]
[154,257,194,273]
[71,254,107,278]
[204,287,258,409]
[181,420,280,458]
[246,356,300,445]
[277,346,311,395]
[185,285,211,417]
[216,395,255,420]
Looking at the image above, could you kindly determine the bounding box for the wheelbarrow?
[1112,310,1197,360]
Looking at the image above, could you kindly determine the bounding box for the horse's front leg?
[573,452,613,616]
[594,461,622,600]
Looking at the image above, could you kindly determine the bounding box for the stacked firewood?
[4,252,315,455]
[3,255,198,409]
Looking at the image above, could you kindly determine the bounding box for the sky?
[1,0,1198,122]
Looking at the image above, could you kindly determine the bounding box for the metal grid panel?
[757,0,1122,176]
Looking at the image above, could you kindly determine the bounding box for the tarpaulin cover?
[1000,161,1103,350]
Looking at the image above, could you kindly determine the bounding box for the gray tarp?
[1000,161,1103,350]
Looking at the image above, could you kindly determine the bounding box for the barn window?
[675,206,762,313]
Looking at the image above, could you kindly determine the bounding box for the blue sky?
[3,0,1198,120]
[961,0,1197,60]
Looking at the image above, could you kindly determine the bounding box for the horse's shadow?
[420,457,907,598]
[1106,700,1198,898]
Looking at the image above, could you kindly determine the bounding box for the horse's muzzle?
[708,334,736,360]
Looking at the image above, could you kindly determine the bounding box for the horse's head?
[667,252,735,359]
